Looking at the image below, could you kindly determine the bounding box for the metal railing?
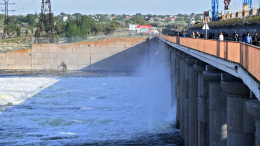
[159,34,260,82]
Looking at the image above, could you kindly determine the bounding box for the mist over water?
[0,38,180,145]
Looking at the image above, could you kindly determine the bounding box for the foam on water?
[0,75,177,145]
[0,39,179,145]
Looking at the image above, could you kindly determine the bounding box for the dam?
[0,37,182,145]
[0,35,260,146]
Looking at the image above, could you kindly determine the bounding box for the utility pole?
[0,0,15,39]
[35,0,56,43]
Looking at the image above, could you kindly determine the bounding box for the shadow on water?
[0,37,182,145]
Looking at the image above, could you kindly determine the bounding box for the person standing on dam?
[209,32,213,39]
[243,32,253,44]
[219,32,224,41]
[253,32,259,46]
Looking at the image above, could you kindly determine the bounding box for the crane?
[243,0,252,9]
[212,0,219,22]
[212,0,252,22]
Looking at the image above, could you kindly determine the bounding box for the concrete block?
[32,47,49,53]
[198,122,209,146]
[227,132,254,146]
[78,53,91,59]
[33,53,43,59]
[66,65,78,70]
[43,65,55,70]
[209,84,227,111]
[0,64,9,70]
[242,99,255,133]
[14,59,31,65]
[73,47,91,53]
[5,58,14,65]
[32,65,44,70]
[78,65,91,71]
[198,97,208,122]
[78,59,90,65]
[210,110,227,142]
[94,48,108,54]
[107,48,114,54]
[54,60,64,66]
[91,54,107,62]
[189,129,198,146]
[90,65,102,70]
[8,64,21,70]
[113,47,125,53]
[109,53,126,60]
[227,97,243,133]
[67,53,79,59]
[43,53,51,59]
[64,59,78,65]
[48,47,60,53]
[176,85,180,100]
[20,65,31,70]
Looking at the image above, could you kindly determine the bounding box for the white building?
[63,16,68,21]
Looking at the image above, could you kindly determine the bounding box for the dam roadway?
[0,35,259,145]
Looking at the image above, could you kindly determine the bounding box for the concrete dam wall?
[0,37,152,71]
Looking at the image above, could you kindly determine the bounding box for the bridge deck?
[159,34,260,101]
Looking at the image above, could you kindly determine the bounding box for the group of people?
[190,31,260,46]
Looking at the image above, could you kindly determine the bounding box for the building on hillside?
[63,16,68,21]
[190,16,196,24]
[149,17,154,21]
[169,17,175,21]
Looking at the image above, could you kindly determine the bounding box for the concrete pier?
[203,65,227,146]
[183,53,190,146]
[246,99,260,146]
[185,56,198,146]
[194,60,209,146]
[174,49,181,129]
[221,73,255,146]
[177,51,185,138]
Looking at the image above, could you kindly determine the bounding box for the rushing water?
[0,40,183,145]
[0,71,181,146]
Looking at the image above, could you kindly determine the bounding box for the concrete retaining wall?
[0,37,149,71]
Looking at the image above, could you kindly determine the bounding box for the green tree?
[133,16,147,25]
[9,24,17,32]
[65,20,78,37]
[26,14,35,25]
[79,15,88,36]
[16,27,21,37]
[25,29,29,36]
[28,25,34,34]
[100,15,106,22]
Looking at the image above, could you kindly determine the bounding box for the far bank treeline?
[1,13,120,38]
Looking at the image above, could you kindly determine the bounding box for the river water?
[0,71,181,146]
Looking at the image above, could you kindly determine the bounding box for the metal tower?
[212,0,219,22]
[0,0,15,39]
[35,0,56,43]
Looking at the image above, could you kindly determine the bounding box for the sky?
[5,0,260,16]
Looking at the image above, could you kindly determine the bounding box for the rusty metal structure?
[35,0,56,43]
[0,0,15,39]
